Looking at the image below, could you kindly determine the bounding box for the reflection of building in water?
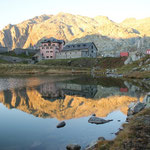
[36,82,97,100]
[37,80,146,100]
[57,83,97,98]
[0,79,147,120]
[36,83,64,101]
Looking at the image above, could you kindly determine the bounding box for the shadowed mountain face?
[0,12,150,54]
[0,77,147,121]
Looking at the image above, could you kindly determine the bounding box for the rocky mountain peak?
[122,18,137,23]
[0,12,150,54]
[94,16,113,25]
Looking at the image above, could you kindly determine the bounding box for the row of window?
[67,44,94,49]
[42,46,53,49]
[46,51,53,53]
[67,44,87,48]
[58,51,90,55]
[43,44,56,47]
[45,56,53,58]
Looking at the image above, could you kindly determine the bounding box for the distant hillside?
[121,17,150,36]
[0,12,150,54]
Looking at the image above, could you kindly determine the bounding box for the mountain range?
[0,12,150,55]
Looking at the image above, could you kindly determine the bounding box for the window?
[73,45,75,48]
[46,51,49,53]
[91,45,93,49]
[44,44,47,46]
[91,51,93,53]
[50,46,53,49]
[50,56,53,58]
[77,45,80,47]
[48,43,51,46]
[50,51,53,53]
[46,46,49,49]
[83,44,86,46]
[52,44,55,46]
[42,47,44,49]
[46,56,49,58]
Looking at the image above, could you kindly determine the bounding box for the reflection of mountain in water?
[0,78,146,120]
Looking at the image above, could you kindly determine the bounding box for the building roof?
[41,37,65,44]
[62,42,97,51]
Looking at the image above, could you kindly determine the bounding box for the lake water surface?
[0,75,147,150]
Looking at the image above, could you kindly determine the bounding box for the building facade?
[56,42,97,59]
[39,37,65,59]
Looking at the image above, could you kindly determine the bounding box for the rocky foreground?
[84,93,150,150]
[65,93,150,150]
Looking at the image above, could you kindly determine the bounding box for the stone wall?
[14,48,38,55]
[0,47,8,53]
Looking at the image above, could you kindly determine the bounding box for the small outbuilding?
[120,52,129,57]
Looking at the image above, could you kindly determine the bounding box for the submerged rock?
[66,144,81,150]
[56,121,66,128]
[88,116,113,124]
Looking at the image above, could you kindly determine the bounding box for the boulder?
[88,116,113,124]
[56,121,66,128]
[66,144,81,150]
[98,137,105,141]
[127,102,146,116]
[124,57,132,65]
[143,92,150,108]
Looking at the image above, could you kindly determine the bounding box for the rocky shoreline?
[65,92,150,150]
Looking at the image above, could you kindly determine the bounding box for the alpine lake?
[0,75,148,150]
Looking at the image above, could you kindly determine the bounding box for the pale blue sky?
[0,0,150,30]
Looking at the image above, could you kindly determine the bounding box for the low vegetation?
[0,51,34,59]
[37,57,126,69]
[0,54,149,79]
[117,55,150,79]
[96,108,150,150]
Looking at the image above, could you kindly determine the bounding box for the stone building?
[39,37,65,59]
[56,42,97,59]
[37,81,97,101]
